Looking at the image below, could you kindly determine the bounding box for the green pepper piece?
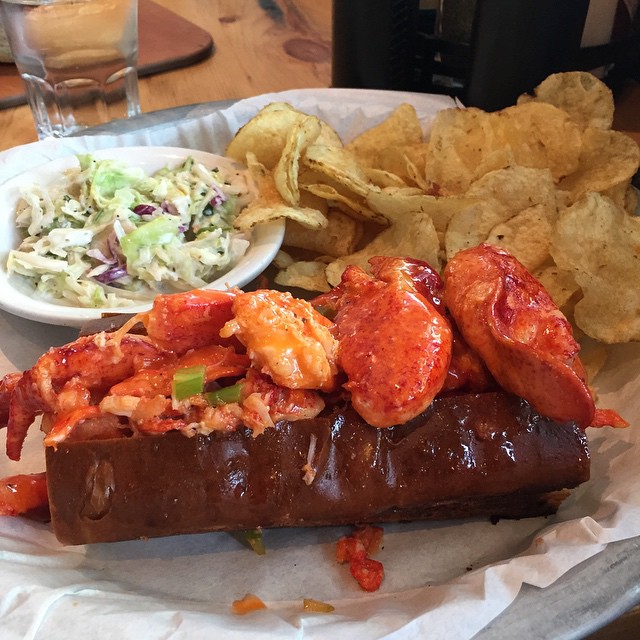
[205,382,243,406]
[172,365,206,400]
[244,529,266,555]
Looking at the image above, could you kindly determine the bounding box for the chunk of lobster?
[368,255,446,314]
[370,257,495,394]
[313,258,493,397]
[313,256,446,318]
[239,368,326,436]
[220,289,339,392]
[119,289,239,355]
[0,472,49,520]
[49,345,248,440]
[5,333,166,461]
[443,244,595,428]
[92,344,251,436]
[0,372,21,427]
[97,367,324,438]
[329,262,452,427]
[441,326,496,394]
[108,344,250,398]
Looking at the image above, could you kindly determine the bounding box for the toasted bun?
[46,392,589,545]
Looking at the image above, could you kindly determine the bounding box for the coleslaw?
[6,153,256,308]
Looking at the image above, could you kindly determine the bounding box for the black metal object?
[331,0,420,91]
[465,0,590,110]
[332,0,639,111]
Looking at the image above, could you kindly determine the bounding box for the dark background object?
[465,0,590,110]
[333,0,640,111]
[331,0,420,91]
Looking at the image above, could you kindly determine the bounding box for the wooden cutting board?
[0,0,214,109]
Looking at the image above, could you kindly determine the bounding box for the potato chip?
[376,143,430,187]
[472,147,517,183]
[485,204,553,272]
[550,192,640,343]
[557,127,640,203]
[346,103,423,168]
[371,145,410,180]
[284,209,363,258]
[274,114,322,205]
[226,102,342,169]
[446,166,558,269]
[466,165,557,212]
[423,103,580,193]
[274,260,331,293]
[366,188,477,241]
[233,153,327,231]
[424,107,494,194]
[234,202,328,231]
[302,182,387,225]
[533,264,581,310]
[273,249,295,270]
[325,212,441,286]
[299,151,387,225]
[517,71,615,130]
[444,199,511,260]
[363,167,407,188]
[226,103,300,169]
[303,143,380,199]
[493,102,582,181]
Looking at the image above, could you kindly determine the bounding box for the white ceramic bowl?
[0,146,284,327]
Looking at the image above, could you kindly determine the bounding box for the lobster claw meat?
[322,258,453,428]
[443,244,596,428]
[3,334,166,461]
[125,289,240,354]
[367,255,446,314]
[364,257,494,395]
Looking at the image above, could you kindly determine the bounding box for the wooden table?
[0,1,638,637]
[0,0,332,151]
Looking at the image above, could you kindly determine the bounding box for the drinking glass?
[0,0,141,139]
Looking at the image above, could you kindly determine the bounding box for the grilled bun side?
[46,392,589,545]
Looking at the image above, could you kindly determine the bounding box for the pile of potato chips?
[225,72,640,346]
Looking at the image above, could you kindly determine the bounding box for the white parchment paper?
[0,89,638,640]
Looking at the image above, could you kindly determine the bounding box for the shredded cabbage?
[7,154,255,308]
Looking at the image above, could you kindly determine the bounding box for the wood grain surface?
[0,0,214,109]
[0,0,331,151]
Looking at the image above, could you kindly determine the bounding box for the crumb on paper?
[231,593,267,615]
[303,598,335,613]
[336,525,385,592]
